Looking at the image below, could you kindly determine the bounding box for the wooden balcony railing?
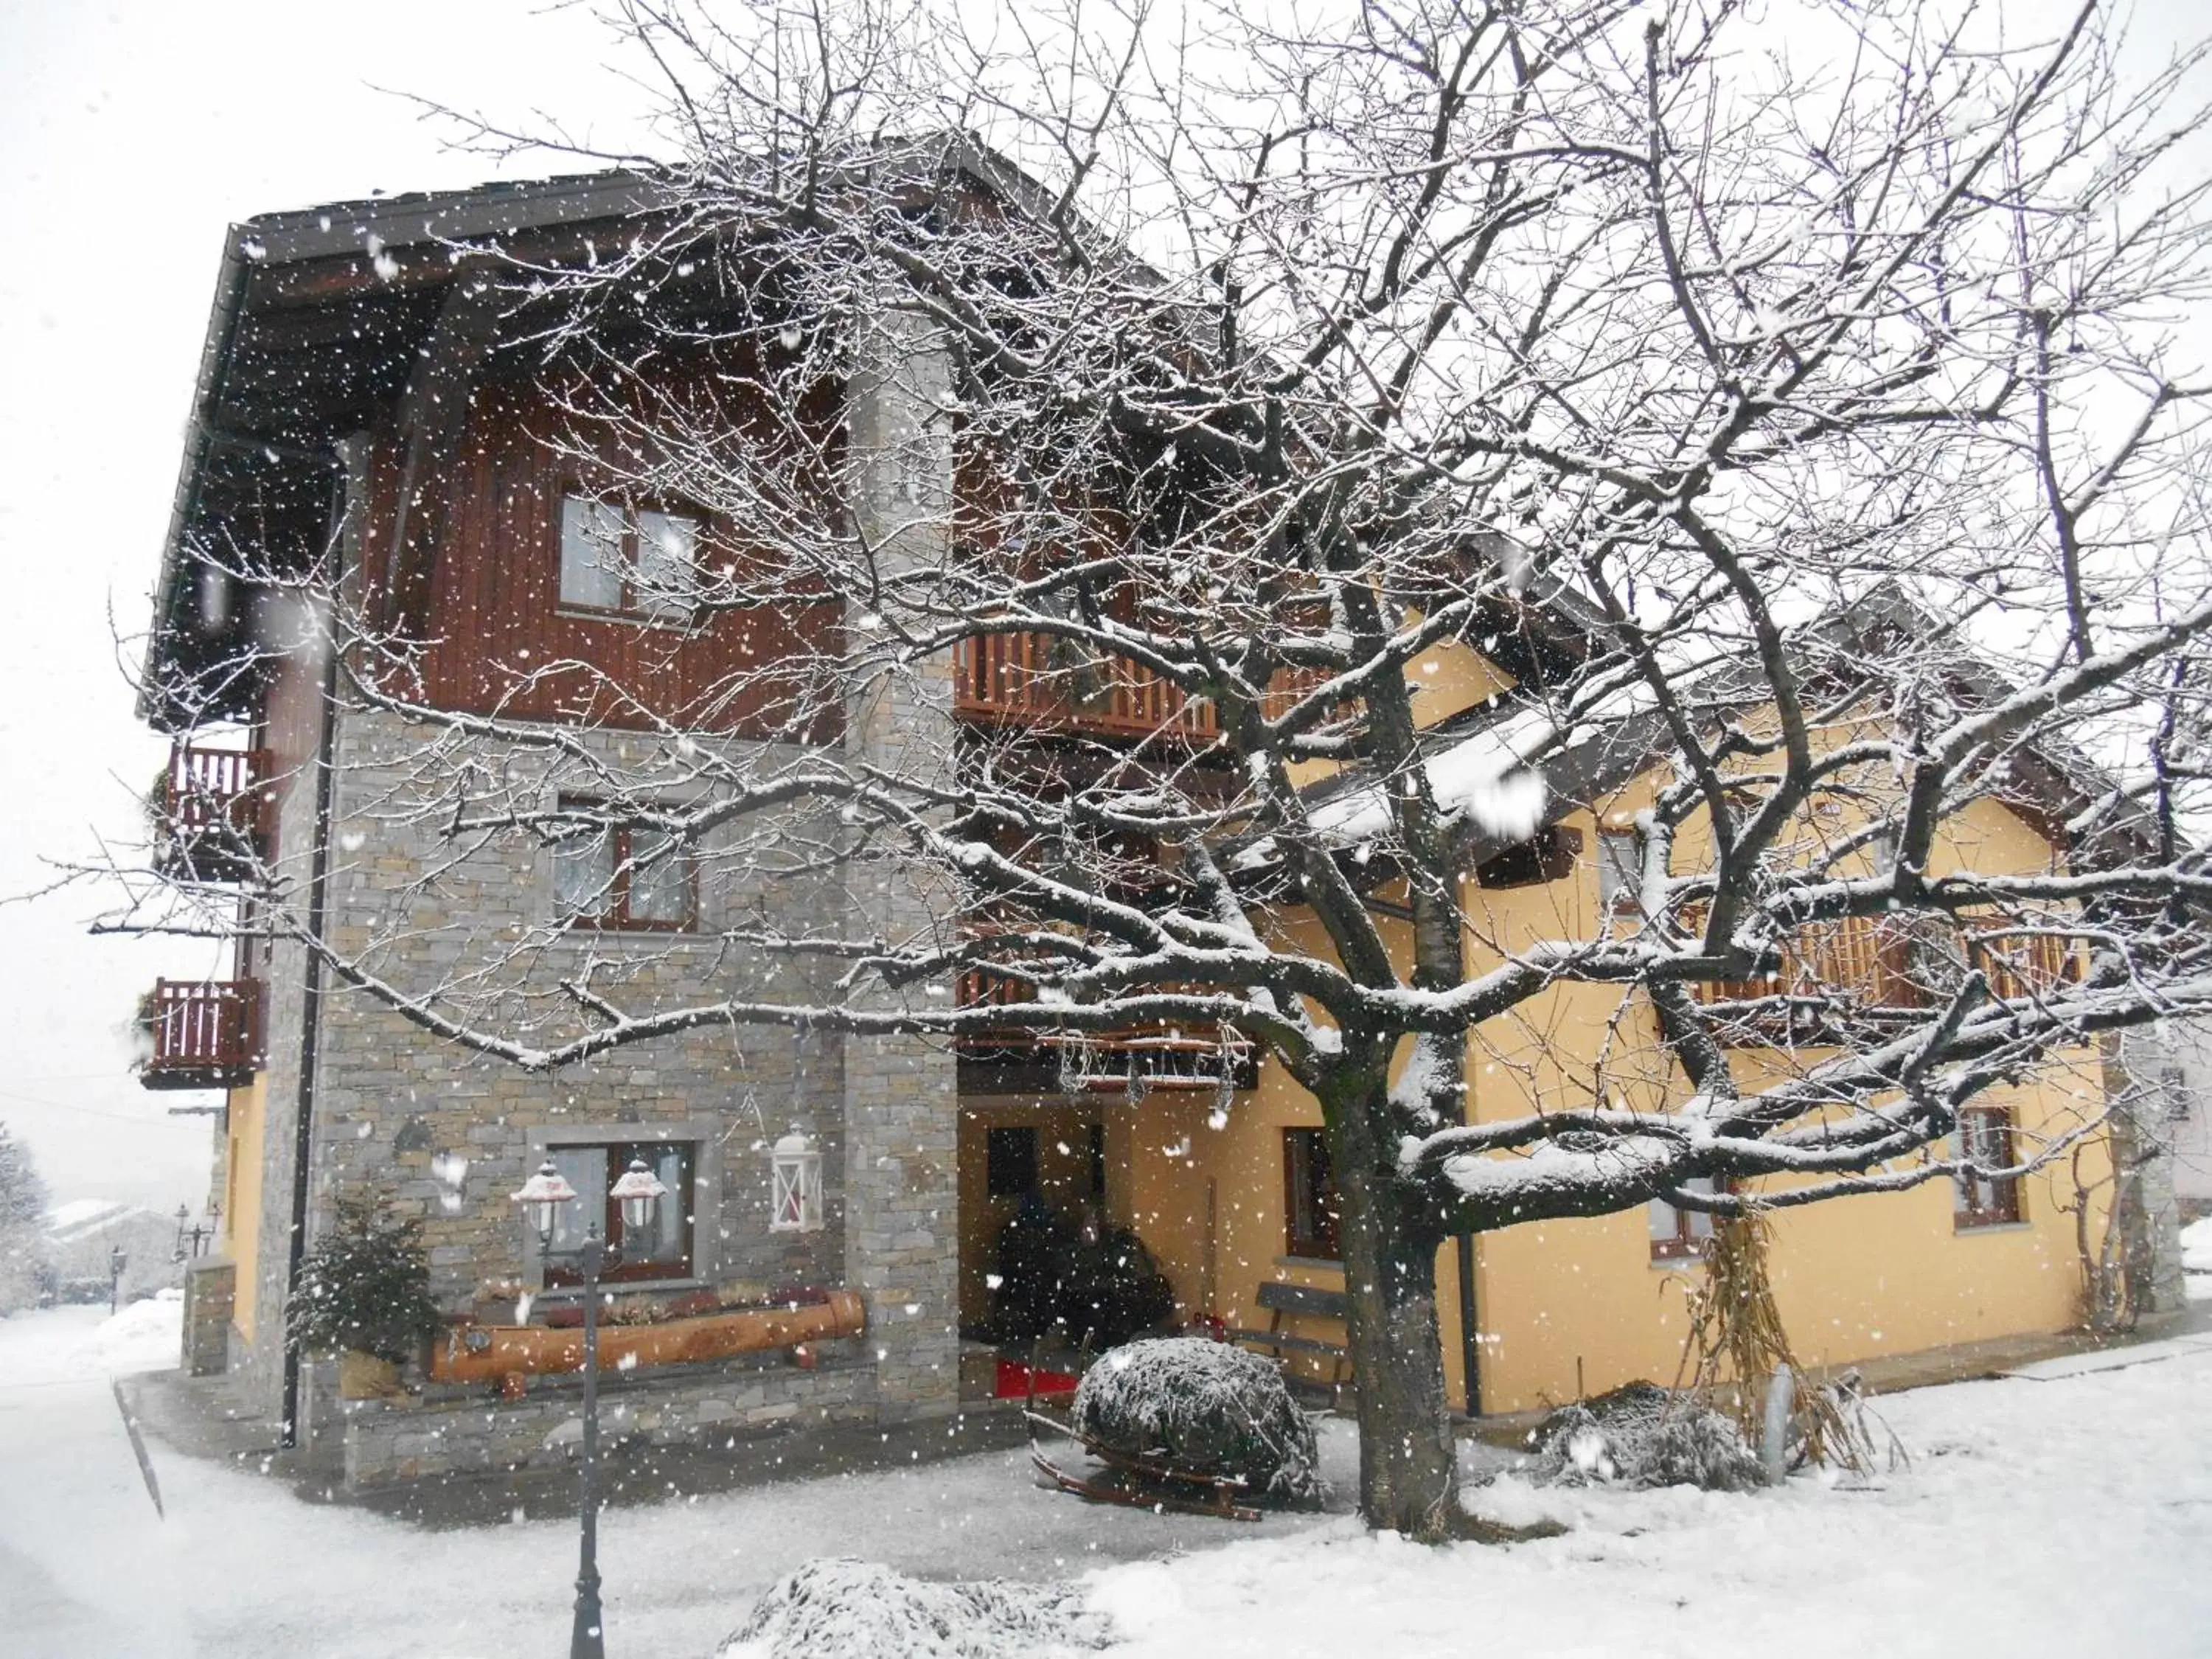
[1690,914,2088,1046]
[1691,916,1923,1045]
[952,633,1350,743]
[139,978,263,1091]
[1694,915,1924,1010]
[1969,931,2085,1001]
[154,742,274,880]
[953,967,1252,1092]
[954,632,1216,739]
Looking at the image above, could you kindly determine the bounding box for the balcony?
[1968,930,2085,1001]
[1691,916,1924,1046]
[952,633,1346,744]
[954,632,1217,740]
[954,967,1256,1093]
[139,979,263,1091]
[153,743,274,882]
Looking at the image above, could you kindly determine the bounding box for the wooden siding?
[358,381,842,737]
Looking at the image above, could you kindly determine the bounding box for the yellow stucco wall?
[953,659,2113,1416]
[223,1074,267,1340]
[1097,780,2112,1416]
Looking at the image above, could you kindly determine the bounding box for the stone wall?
[340,1348,876,1486]
[229,307,972,1467]
[838,301,963,1423]
[301,707,851,1310]
[181,1257,235,1378]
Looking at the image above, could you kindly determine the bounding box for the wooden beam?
[380,263,513,636]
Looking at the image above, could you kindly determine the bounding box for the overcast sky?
[0,0,2204,1214]
[0,0,656,1209]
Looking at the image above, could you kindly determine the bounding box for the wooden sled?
[1023,1399,1262,1522]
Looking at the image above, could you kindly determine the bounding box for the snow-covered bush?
[287,1194,443,1364]
[1531,1382,1764,1492]
[718,1559,1111,1659]
[1071,1336,1325,1505]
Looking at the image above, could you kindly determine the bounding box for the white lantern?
[610,1155,667,1233]
[769,1127,822,1233]
[511,1158,578,1240]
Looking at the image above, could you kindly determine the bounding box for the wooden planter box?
[427,1290,866,1388]
[338,1351,405,1400]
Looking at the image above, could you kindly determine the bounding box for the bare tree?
[112,0,2212,1534]
[0,1124,52,1315]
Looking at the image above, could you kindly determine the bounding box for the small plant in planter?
[288,1194,444,1399]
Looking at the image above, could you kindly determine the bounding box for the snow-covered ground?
[2183,1214,2212,1290]
[3,1296,2210,1658]
[1,1290,187,1385]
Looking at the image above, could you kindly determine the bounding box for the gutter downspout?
[1455,1231,1481,1417]
[279,436,363,1450]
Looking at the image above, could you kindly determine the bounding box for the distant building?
[2115,1026,2212,1217]
[45,1201,183,1304]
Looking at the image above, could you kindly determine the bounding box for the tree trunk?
[1332,1074,1459,1537]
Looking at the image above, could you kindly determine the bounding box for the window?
[2162,1065,2194,1123]
[1954,1107,2023,1228]
[1475,825,1581,890]
[1649,1177,1718,1262]
[986,1126,1038,1197]
[558,493,700,622]
[540,1140,695,1285]
[552,802,695,931]
[1597,829,1641,914]
[1284,1128,1340,1260]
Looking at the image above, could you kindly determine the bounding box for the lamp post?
[512,1155,666,1659]
[172,1203,216,1263]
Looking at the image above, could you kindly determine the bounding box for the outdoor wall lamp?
[611,1155,667,1234]
[768,1127,821,1233]
[513,1158,579,1248]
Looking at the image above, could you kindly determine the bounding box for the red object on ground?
[997,1357,1080,1399]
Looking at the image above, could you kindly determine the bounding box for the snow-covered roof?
[46,1200,167,1242]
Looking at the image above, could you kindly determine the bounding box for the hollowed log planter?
[428,1290,866,1387]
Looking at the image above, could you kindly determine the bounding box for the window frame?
[552,797,699,933]
[1283,1127,1342,1261]
[1953,1106,2025,1230]
[1596,828,1641,916]
[2161,1065,2194,1123]
[1649,1177,1719,1263]
[1475,825,1582,890]
[555,490,706,627]
[533,1137,701,1289]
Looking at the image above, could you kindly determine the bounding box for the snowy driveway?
[4,1298,2211,1658]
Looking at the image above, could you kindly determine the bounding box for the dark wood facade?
[354,378,843,739]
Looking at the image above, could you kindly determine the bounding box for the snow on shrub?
[1071,1336,1325,1505]
[718,1558,1110,1659]
[2182,1215,2212,1276]
[1531,1381,1764,1492]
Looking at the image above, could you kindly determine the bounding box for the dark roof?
[142,169,684,728]
[1226,579,2152,886]
[141,136,1100,728]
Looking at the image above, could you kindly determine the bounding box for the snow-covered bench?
[1231,1281,1352,1402]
